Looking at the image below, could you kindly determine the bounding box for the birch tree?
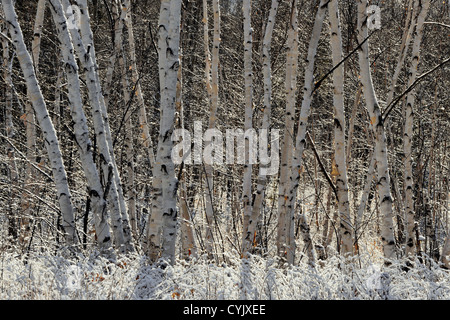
[276,0,300,264]
[241,0,254,258]
[202,0,220,259]
[328,0,353,255]
[124,0,156,172]
[277,0,328,264]
[118,0,138,242]
[48,0,114,252]
[64,0,135,253]
[243,0,280,257]
[403,0,430,257]
[357,0,396,260]
[20,0,46,246]
[147,0,182,265]
[2,0,77,246]
[2,18,18,240]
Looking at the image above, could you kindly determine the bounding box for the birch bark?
[48,0,113,252]
[241,0,254,258]
[328,0,353,255]
[403,0,430,257]
[146,0,171,261]
[202,0,220,258]
[68,0,136,252]
[20,0,46,247]
[124,0,156,171]
[117,2,138,242]
[357,0,396,260]
[276,0,300,264]
[147,0,182,264]
[244,0,280,257]
[2,0,77,245]
[279,0,328,263]
[3,21,18,240]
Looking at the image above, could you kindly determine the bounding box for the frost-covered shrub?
[0,250,448,299]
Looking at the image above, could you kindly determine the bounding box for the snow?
[0,250,449,300]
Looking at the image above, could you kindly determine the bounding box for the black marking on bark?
[90,189,100,198]
[334,118,342,130]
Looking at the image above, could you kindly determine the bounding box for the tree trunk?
[124,0,156,172]
[21,0,46,246]
[147,0,182,265]
[241,0,254,258]
[202,0,220,259]
[118,2,138,244]
[2,0,77,246]
[357,0,396,260]
[403,0,430,257]
[3,21,18,241]
[66,0,135,253]
[328,0,353,256]
[281,0,328,264]
[244,0,280,257]
[49,0,114,253]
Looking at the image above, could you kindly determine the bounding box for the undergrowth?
[0,249,448,300]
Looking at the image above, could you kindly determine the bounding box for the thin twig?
[306,131,338,199]
[382,57,450,120]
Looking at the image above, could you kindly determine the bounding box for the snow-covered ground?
[0,250,448,300]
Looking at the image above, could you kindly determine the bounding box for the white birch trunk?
[124,0,156,171]
[20,0,46,246]
[175,45,197,259]
[118,2,138,243]
[245,0,280,257]
[2,0,77,245]
[404,0,430,257]
[68,0,135,253]
[357,0,396,260]
[146,0,171,261]
[202,0,219,258]
[31,0,46,68]
[3,22,18,240]
[202,0,212,100]
[49,0,113,252]
[241,0,254,258]
[278,0,300,264]
[280,0,328,263]
[148,0,182,264]
[328,0,353,256]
